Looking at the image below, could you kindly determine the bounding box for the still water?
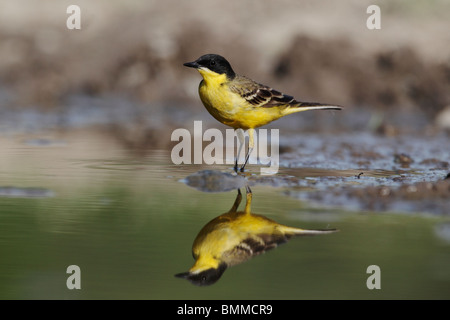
[0,129,449,299]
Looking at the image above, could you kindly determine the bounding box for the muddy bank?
[274,36,450,120]
[0,1,449,132]
[284,176,450,216]
[1,32,449,125]
[248,131,450,215]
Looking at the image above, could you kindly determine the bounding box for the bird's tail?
[282,226,339,236]
[286,102,342,115]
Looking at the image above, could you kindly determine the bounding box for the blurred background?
[1,0,450,300]
[0,0,449,141]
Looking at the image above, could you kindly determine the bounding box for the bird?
[183,54,342,172]
[175,188,338,286]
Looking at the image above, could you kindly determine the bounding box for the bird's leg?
[229,189,242,213]
[244,187,253,215]
[240,128,254,172]
[234,129,245,172]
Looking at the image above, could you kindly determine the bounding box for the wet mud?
[181,130,449,216]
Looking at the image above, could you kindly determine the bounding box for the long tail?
[286,101,342,114]
[282,226,339,236]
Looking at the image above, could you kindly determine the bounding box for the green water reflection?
[0,136,449,299]
[175,188,338,286]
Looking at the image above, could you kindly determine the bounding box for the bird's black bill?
[175,272,190,279]
[175,264,227,286]
[183,61,199,68]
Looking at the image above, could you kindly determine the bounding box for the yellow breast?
[197,69,284,130]
[198,70,238,126]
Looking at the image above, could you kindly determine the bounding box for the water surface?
[0,130,449,299]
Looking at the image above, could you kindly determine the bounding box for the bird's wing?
[229,75,342,111]
[229,75,296,108]
[222,232,289,267]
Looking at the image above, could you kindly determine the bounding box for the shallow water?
[0,129,449,299]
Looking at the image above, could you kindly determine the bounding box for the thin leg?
[240,128,254,172]
[244,188,253,215]
[229,189,242,213]
[234,129,245,172]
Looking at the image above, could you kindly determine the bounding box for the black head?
[183,54,236,79]
[175,263,227,286]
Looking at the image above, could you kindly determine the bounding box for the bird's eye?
[210,60,216,67]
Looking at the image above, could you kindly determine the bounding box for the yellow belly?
[199,80,284,130]
[192,211,284,269]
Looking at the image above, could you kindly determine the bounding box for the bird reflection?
[175,187,338,286]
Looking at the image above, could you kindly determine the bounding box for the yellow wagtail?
[175,189,338,286]
[184,54,342,172]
